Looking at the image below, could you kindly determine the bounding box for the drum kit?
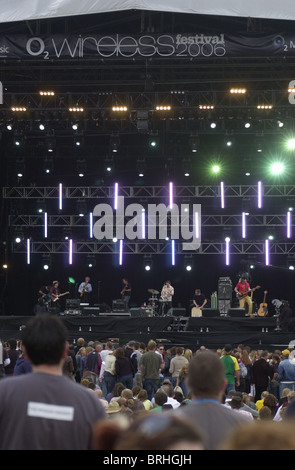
[145,288,170,316]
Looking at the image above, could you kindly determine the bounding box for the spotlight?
[148,133,159,149]
[189,135,199,153]
[155,105,171,111]
[16,159,25,178]
[77,199,87,216]
[46,135,56,153]
[69,107,84,112]
[87,255,96,268]
[110,134,120,153]
[43,158,53,174]
[39,123,45,131]
[212,164,221,174]
[39,91,55,96]
[41,255,51,270]
[76,160,87,178]
[210,122,217,129]
[244,122,251,128]
[257,105,273,109]
[136,158,146,177]
[112,106,128,111]
[287,138,295,150]
[230,88,246,94]
[74,135,84,147]
[270,162,284,175]
[143,257,152,271]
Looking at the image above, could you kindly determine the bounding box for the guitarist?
[78,276,92,303]
[121,277,131,311]
[234,276,253,317]
[50,280,61,314]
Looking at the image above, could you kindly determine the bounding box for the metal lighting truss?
[10,240,295,256]
[7,213,293,228]
[4,184,295,199]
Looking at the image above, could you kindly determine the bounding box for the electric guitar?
[257,290,268,316]
[51,291,70,302]
[236,285,261,300]
[80,282,88,298]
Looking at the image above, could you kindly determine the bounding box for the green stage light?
[287,138,295,150]
[212,164,221,173]
[270,162,284,175]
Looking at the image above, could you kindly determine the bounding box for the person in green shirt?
[220,344,240,396]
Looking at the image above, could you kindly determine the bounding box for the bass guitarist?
[234,276,253,317]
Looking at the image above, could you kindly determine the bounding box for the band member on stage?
[78,276,92,303]
[50,280,61,315]
[121,278,131,311]
[192,289,207,313]
[37,285,51,312]
[160,280,174,315]
[234,276,253,316]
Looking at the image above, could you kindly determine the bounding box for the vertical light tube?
[265,238,270,266]
[44,212,48,238]
[119,239,123,266]
[258,181,263,209]
[59,183,63,210]
[171,239,175,266]
[89,212,93,238]
[169,182,173,209]
[287,211,292,239]
[194,211,199,239]
[114,182,118,210]
[242,212,246,239]
[220,181,225,209]
[141,209,145,239]
[26,238,30,265]
[69,238,73,265]
[225,237,230,266]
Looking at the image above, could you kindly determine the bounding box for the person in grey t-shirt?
[176,350,249,450]
[0,314,106,450]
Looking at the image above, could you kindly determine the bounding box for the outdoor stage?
[0,309,294,352]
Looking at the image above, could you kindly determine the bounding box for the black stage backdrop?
[2,252,295,317]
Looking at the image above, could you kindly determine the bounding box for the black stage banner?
[0,32,294,60]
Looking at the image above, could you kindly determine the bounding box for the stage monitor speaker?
[66,298,81,308]
[130,307,154,317]
[64,309,82,316]
[167,308,187,317]
[83,307,100,316]
[202,308,220,317]
[112,299,126,312]
[228,308,246,317]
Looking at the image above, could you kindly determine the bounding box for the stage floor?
[0,313,294,352]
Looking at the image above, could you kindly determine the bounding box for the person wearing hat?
[276,349,295,398]
[220,344,240,396]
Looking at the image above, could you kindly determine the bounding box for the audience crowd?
[1,318,295,450]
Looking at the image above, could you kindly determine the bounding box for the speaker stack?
[218,277,232,315]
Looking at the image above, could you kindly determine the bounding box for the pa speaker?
[167,308,187,317]
[82,307,100,316]
[228,308,246,317]
[202,308,220,317]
